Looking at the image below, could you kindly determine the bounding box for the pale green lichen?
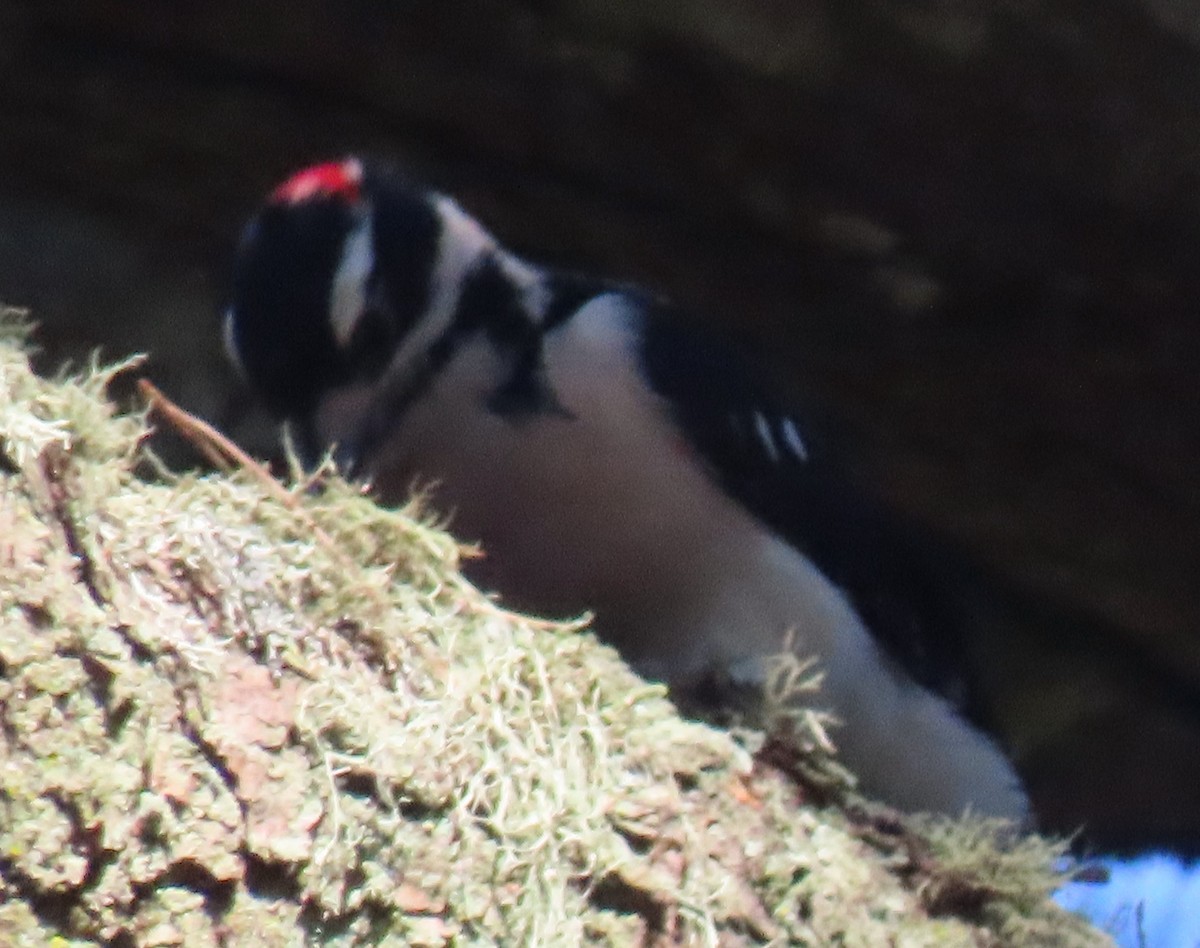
[0,308,1108,946]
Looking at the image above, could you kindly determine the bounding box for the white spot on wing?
[329,210,375,348]
[752,411,780,463]
[779,417,809,461]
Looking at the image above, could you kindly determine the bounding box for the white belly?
[318,295,1029,821]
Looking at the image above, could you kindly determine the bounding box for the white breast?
[324,294,1028,821]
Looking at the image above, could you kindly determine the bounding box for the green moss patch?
[0,310,1107,945]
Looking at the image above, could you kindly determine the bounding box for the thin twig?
[140,378,453,673]
[140,380,282,498]
[138,379,574,637]
[139,378,354,552]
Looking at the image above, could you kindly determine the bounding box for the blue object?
[1055,852,1200,947]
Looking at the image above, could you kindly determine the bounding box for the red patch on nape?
[268,159,363,205]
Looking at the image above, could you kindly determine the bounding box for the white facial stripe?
[329,210,376,349]
[780,417,809,461]
[435,197,548,322]
[500,252,551,322]
[374,197,497,387]
[427,197,496,324]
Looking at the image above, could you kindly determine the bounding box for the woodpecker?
[225,157,1028,821]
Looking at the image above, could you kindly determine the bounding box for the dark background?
[1,0,1197,851]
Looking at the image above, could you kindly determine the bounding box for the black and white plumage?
[225,157,1028,821]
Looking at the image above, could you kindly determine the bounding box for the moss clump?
[0,309,1107,945]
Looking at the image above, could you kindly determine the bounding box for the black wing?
[636,301,979,714]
